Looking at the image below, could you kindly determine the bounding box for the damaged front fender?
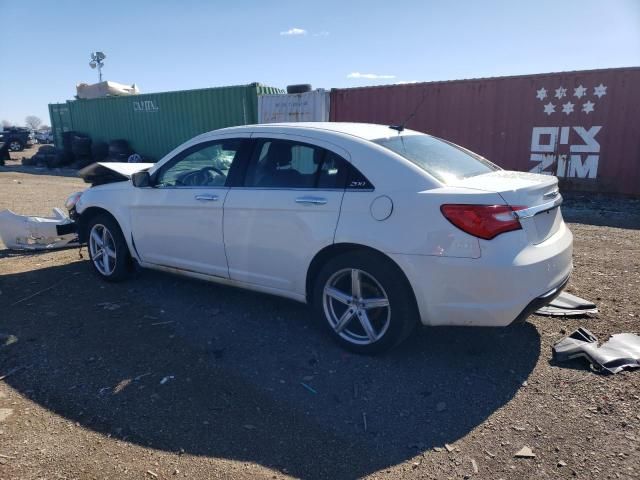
[0,208,79,250]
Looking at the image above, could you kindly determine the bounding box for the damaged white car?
[62,123,572,353]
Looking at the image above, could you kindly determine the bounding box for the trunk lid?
[449,171,563,244]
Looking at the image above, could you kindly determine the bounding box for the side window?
[245,140,319,188]
[317,150,348,189]
[244,139,369,190]
[155,139,243,188]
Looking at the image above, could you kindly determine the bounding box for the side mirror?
[131,170,151,187]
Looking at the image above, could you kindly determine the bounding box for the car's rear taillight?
[440,204,526,240]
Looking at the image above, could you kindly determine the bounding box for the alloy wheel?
[89,224,117,276]
[322,268,391,345]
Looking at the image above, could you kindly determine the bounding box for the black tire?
[91,141,109,162]
[38,145,56,154]
[86,214,132,282]
[312,250,418,354]
[72,136,92,156]
[286,84,312,94]
[8,140,23,152]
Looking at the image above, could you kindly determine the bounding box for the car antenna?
[389,90,427,134]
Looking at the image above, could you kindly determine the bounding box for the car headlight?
[64,191,84,210]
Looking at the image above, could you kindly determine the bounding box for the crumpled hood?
[78,162,154,185]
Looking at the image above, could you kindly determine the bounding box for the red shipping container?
[330,67,640,196]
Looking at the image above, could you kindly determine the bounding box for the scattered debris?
[11,278,68,306]
[0,334,18,347]
[134,372,152,381]
[362,412,368,432]
[514,446,536,458]
[150,320,175,326]
[160,375,175,385]
[97,302,123,311]
[243,424,256,430]
[0,453,16,460]
[470,458,479,474]
[436,401,447,412]
[300,382,317,394]
[445,444,454,453]
[536,292,598,317]
[433,447,444,452]
[0,208,78,250]
[146,470,158,478]
[553,328,640,374]
[0,366,24,381]
[558,460,567,467]
[484,450,496,458]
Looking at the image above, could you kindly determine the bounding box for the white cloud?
[347,72,396,80]
[396,80,419,84]
[280,27,307,36]
[313,31,330,37]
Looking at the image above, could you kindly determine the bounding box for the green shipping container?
[49,83,283,161]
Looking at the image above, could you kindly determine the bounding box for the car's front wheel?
[313,251,418,354]
[87,214,131,282]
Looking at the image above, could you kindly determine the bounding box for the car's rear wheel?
[313,251,418,354]
[87,214,131,282]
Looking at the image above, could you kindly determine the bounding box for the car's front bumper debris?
[552,327,640,374]
[535,291,598,317]
[0,208,78,250]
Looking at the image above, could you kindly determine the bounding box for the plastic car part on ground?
[552,327,640,374]
[535,292,598,316]
[0,208,78,250]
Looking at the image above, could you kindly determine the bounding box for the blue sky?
[1,0,638,126]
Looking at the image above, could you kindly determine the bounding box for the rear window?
[373,134,499,184]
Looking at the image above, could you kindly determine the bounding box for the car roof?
[210,122,423,142]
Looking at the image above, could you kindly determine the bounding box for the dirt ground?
[0,160,639,480]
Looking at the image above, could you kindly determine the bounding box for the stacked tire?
[91,141,109,162]
[107,139,132,162]
[71,134,92,168]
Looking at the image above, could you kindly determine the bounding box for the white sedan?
[69,123,573,353]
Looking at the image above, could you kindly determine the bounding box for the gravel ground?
[0,164,638,480]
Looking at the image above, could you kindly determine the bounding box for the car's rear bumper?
[389,221,573,327]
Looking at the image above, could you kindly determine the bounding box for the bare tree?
[38,124,51,131]
[1,120,12,129]
[25,115,42,130]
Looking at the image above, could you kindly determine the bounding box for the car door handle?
[194,194,219,201]
[295,196,327,205]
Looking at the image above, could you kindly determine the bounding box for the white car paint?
[75,122,573,327]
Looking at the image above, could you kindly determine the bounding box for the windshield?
[373,134,500,184]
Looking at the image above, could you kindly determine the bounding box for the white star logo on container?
[555,87,567,99]
[582,101,595,114]
[594,83,607,98]
[562,102,575,115]
[536,87,547,100]
[543,102,556,115]
[573,85,587,98]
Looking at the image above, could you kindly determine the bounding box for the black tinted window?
[244,139,360,190]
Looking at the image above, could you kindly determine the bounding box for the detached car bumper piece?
[553,328,640,374]
[0,208,78,250]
